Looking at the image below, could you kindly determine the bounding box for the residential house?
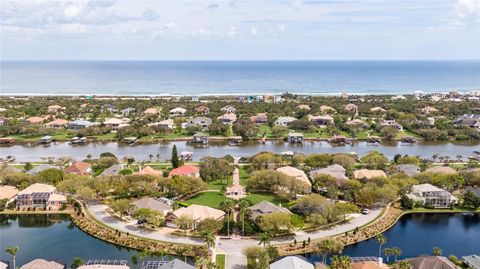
[221,105,236,114]
[391,95,407,100]
[274,116,297,126]
[64,161,92,175]
[170,107,187,116]
[217,113,237,124]
[406,256,458,269]
[270,256,313,269]
[319,105,336,113]
[309,164,348,184]
[26,164,62,176]
[155,259,195,269]
[150,119,174,130]
[16,183,66,210]
[134,166,163,177]
[249,200,292,220]
[133,197,172,215]
[296,104,311,110]
[99,164,124,177]
[101,104,117,113]
[344,103,358,113]
[276,166,312,192]
[462,255,480,269]
[104,118,131,131]
[370,107,386,113]
[194,106,210,115]
[44,119,69,128]
[353,169,387,180]
[186,117,212,129]
[250,113,268,124]
[168,165,200,178]
[394,164,421,177]
[406,183,458,208]
[454,114,480,131]
[424,166,457,175]
[68,119,98,129]
[308,115,334,126]
[351,260,389,269]
[121,107,135,116]
[47,105,66,113]
[166,204,225,229]
[379,119,403,131]
[25,116,46,124]
[20,259,65,269]
[0,185,19,204]
[144,107,160,115]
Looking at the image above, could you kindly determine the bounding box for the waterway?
[1,141,478,162]
[0,214,190,268]
[306,213,480,263]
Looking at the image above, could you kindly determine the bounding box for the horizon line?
[1,59,479,62]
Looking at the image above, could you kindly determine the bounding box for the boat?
[70,136,87,144]
[123,137,138,144]
[468,151,480,161]
[401,137,418,144]
[228,136,243,146]
[37,135,53,144]
[259,136,266,144]
[5,155,15,162]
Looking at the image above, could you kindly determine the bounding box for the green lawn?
[207,177,232,190]
[257,124,272,138]
[239,166,250,186]
[184,192,228,209]
[244,192,287,206]
[215,254,225,269]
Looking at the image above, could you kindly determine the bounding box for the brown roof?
[26,116,45,124]
[277,166,312,187]
[20,259,64,269]
[0,185,18,200]
[425,166,457,175]
[134,166,163,176]
[351,261,389,269]
[44,119,69,126]
[406,256,458,269]
[171,204,225,222]
[64,161,92,175]
[353,169,387,179]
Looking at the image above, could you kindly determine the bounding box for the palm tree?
[432,247,442,256]
[139,250,150,269]
[396,260,412,269]
[86,154,92,160]
[258,232,271,246]
[201,230,216,249]
[392,247,402,262]
[384,248,394,263]
[5,246,18,269]
[220,199,236,237]
[330,255,351,269]
[237,199,251,236]
[148,154,153,162]
[175,215,193,235]
[156,153,160,162]
[314,239,344,264]
[376,234,387,258]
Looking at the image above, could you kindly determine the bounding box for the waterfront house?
[186,117,212,129]
[68,119,98,129]
[406,183,458,208]
[320,105,336,113]
[353,169,387,180]
[270,256,313,269]
[65,161,92,175]
[379,119,403,131]
[133,197,172,215]
[424,166,457,175]
[250,113,268,124]
[453,114,480,131]
[0,185,18,204]
[308,115,334,126]
[21,259,65,269]
[166,204,225,229]
[249,200,292,220]
[151,259,194,269]
[194,105,210,115]
[103,118,131,131]
[288,132,304,144]
[144,107,160,115]
[25,116,46,124]
[169,107,187,116]
[44,119,69,128]
[351,260,389,269]
[99,164,124,177]
[150,119,174,130]
[296,104,311,110]
[217,113,237,124]
[47,105,66,113]
[0,261,7,269]
[394,164,421,177]
[193,132,209,144]
[462,255,480,269]
[406,256,458,269]
[309,164,348,184]
[274,116,297,126]
[168,165,200,178]
[276,166,312,192]
[221,105,236,114]
[133,166,163,177]
[26,164,62,176]
[16,183,66,210]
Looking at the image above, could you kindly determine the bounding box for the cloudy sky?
[1,0,479,60]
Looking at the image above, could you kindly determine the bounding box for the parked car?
[362,208,371,215]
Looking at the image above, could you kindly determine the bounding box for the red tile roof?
[168,165,200,177]
[64,161,92,175]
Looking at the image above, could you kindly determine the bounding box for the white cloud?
[250,27,258,35]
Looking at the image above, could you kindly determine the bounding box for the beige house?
[319,105,336,113]
[133,166,163,176]
[103,118,131,131]
[44,119,69,128]
[144,107,160,115]
[425,166,457,175]
[0,185,19,204]
[16,183,66,210]
[370,107,386,113]
[276,166,312,192]
[166,204,225,229]
[217,113,237,124]
[353,169,387,180]
[20,259,64,269]
[47,105,66,113]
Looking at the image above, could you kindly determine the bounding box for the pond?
[1,140,478,162]
[0,214,191,268]
[305,213,480,263]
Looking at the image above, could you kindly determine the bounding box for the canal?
[306,213,480,263]
[0,214,189,268]
[1,141,478,162]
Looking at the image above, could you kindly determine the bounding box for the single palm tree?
[432,247,442,256]
[314,239,343,264]
[258,232,272,246]
[148,154,153,162]
[392,247,402,262]
[139,250,150,269]
[5,246,18,269]
[201,230,216,249]
[376,234,387,258]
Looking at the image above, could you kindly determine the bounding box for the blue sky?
[1,0,479,60]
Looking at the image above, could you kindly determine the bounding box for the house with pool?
[16,183,66,210]
[406,183,458,208]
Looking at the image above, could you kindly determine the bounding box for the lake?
[1,141,478,162]
[305,213,480,263]
[0,214,189,268]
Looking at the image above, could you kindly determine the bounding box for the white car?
[362,208,371,215]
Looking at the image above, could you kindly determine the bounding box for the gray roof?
[133,197,172,212]
[249,200,291,220]
[188,117,212,126]
[395,164,421,177]
[463,255,480,269]
[465,186,480,197]
[157,259,194,269]
[0,166,22,176]
[99,164,123,177]
[309,164,348,182]
[270,256,313,269]
[26,164,61,175]
[406,256,457,269]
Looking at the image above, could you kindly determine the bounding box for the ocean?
[1,60,479,96]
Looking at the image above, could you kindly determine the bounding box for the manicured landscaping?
[244,192,286,206]
[207,177,232,190]
[184,191,228,209]
[215,254,225,269]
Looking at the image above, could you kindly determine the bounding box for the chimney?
[378,257,383,265]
